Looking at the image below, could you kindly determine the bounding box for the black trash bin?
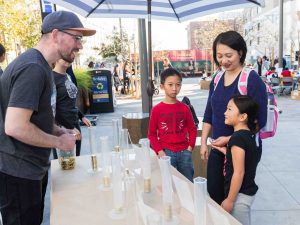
[89,69,114,113]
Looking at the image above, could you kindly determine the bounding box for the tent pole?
[146,0,153,111]
[138,19,150,114]
[279,0,284,67]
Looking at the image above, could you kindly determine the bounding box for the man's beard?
[59,49,78,63]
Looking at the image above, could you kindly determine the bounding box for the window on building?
[257,37,260,45]
[250,40,252,46]
[257,23,260,31]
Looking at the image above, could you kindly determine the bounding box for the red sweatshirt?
[148,101,197,154]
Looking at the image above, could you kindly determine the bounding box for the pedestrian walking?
[0,11,95,225]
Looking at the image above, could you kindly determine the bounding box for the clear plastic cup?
[57,147,76,170]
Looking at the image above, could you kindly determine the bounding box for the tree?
[0,0,42,54]
[99,26,131,62]
[193,19,242,49]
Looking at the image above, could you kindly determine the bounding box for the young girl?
[213,95,259,225]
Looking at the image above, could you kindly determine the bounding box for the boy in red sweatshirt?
[148,68,197,181]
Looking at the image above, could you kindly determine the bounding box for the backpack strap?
[237,67,251,95]
[213,70,224,91]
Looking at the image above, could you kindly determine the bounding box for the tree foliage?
[193,19,242,49]
[99,26,131,61]
[0,0,42,52]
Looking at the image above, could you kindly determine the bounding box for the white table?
[51,154,241,225]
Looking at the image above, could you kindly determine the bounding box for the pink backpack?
[213,67,278,139]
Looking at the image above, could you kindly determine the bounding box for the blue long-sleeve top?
[203,70,268,140]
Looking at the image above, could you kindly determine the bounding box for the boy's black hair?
[212,31,247,67]
[231,95,259,133]
[0,43,5,56]
[270,66,276,71]
[160,67,182,84]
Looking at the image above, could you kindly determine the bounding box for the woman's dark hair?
[231,95,259,133]
[212,31,247,67]
[160,67,182,84]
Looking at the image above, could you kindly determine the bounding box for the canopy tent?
[47,0,262,22]
[47,0,263,112]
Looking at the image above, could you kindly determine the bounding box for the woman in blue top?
[200,31,267,205]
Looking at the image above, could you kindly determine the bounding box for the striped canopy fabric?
[48,0,263,22]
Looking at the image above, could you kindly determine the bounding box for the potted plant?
[74,68,92,114]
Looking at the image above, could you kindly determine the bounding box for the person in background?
[88,61,95,69]
[280,67,293,86]
[148,68,197,181]
[266,66,278,83]
[253,56,262,76]
[262,56,270,76]
[163,58,172,70]
[52,59,92,158]
[200,30,267,205]
[0,43,6,76]
[214,95,260,225]
[0,11,96,225]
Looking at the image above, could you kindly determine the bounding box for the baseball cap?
[42,11,96,36]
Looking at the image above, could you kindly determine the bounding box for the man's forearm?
[6,121,59,149]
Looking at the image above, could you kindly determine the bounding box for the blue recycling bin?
[89,69,114,113]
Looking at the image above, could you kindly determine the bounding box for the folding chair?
[270,77,281,95]
[280,77,293,95]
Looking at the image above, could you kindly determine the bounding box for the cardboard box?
[291,90,300,100]
[200,80,211,90]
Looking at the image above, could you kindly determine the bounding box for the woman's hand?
[200,144,209,160]
[82,117,92,127]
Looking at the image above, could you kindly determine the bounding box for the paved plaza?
[43,77,300,225]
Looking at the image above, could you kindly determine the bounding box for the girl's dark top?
[224,130,259,197]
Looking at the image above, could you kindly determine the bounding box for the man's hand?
[82,117,92,127]
[221,198,234,213]
[73,127,81,140]
[187,146,193,152]
[158,150,166,158]
[56,133,76,150]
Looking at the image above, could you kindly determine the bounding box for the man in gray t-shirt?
[0,11,95,225]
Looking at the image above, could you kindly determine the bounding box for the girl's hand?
[211,145,227,155]
[211,136,230,147]
[158,150,166,158]
[221,198,234,213]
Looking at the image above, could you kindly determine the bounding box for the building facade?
[243,0,300,67]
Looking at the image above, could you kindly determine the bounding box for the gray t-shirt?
[0,48,54,180]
